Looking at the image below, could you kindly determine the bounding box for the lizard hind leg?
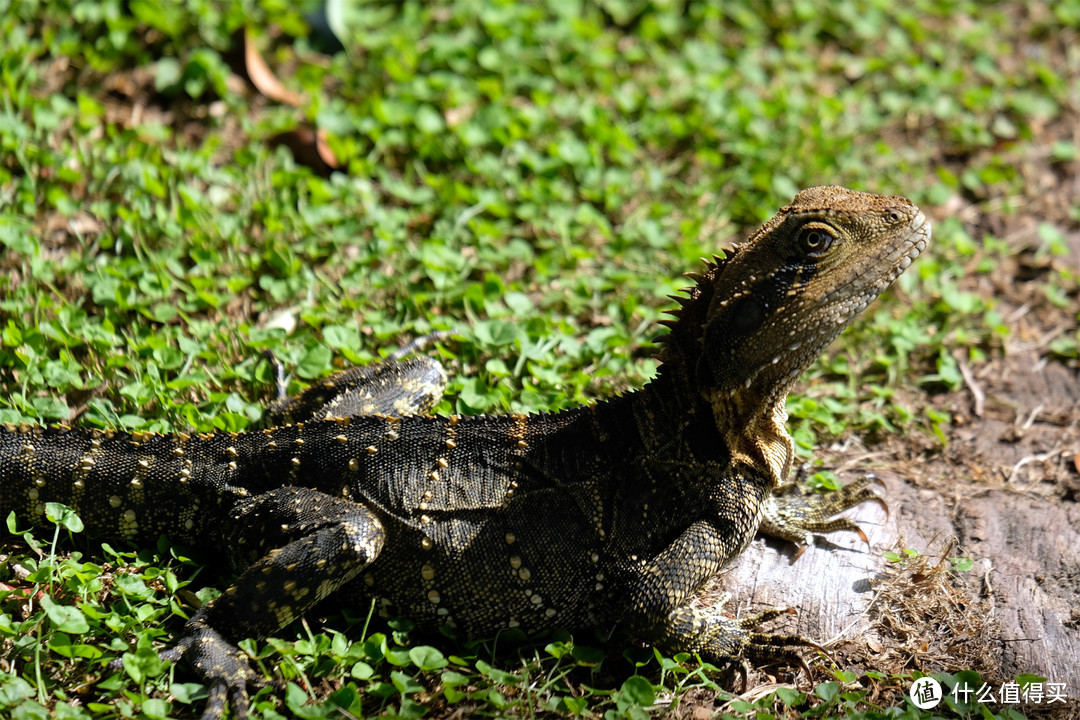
[165,488,386,720]
[262,335,452,425]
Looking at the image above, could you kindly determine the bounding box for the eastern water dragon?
[0,186,930,718]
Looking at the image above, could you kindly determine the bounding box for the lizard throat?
[709,390,794,488]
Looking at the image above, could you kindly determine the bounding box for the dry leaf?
[315,128,340,169]
[244,27,304,107]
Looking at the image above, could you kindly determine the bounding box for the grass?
[1,0,1078,717]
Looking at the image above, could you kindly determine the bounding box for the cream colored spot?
[509,556,522,570]
[109,495,122,508]
[505,533,516,545]
[427,590,440,604]
[421,564,435,581]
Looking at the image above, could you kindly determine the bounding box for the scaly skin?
[0,187,929,719]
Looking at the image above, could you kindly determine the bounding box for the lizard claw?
[759,475,885,552]
[163,621,269,720]
[694,603,827,691]
[200,679,244,720]
[106,623,264,720]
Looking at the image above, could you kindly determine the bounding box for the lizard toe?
[759,476,884,551]
[173,622,264,720]
[692,604,826,690]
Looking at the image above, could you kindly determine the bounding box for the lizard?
[0,186,930,719]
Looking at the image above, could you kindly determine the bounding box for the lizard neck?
[652,350,794,489]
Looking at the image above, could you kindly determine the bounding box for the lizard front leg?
[627,520,821,685]
[166,487,385,720]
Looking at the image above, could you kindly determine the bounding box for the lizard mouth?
[822,212,931,309]
[882,212,931,279]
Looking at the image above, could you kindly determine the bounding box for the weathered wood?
[722,353,1080,701]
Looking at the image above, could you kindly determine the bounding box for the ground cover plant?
[1,0,1078,718]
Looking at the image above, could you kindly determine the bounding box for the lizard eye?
[797,226,835,256]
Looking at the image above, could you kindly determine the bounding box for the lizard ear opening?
[696,296,768,392]
[728,296,765,333]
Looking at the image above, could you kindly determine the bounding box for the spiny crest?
[654,248,739,353]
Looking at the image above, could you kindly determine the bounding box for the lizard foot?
[108,619,272,720]
[758,474,886,558]
[691,595,827,692]
[160,620,272,720]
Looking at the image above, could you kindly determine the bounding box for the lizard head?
[695,186,930,412]
[652,186,929,486]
